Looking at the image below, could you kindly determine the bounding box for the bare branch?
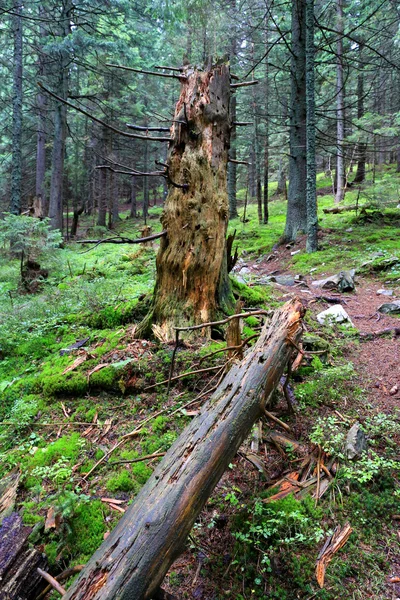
[37,83,171,142]
[76,231,167,249]
[154,65,183,72]
[95,165,164,177]
[230,80,259,89]
[126,124,171,132]
[106,63,187,81]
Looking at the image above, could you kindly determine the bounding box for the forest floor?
[0,167,399,600]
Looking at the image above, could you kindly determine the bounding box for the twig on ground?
[109,451,166,465]
[263,409,292,433]
[37,569,66,597]
[144,365,222,391]
[36,566,84,600]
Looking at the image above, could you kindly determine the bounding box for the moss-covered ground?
[0,166,399,597]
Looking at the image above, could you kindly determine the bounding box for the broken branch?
[106,63,187,81]
[38,83,172,142]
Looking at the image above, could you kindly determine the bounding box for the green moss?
[68,500,107,559]
[230,278,269,306]
[44,541,60,567]
[41,372,88,397]
[95,449,105,461]
[131,462,152,484]
[89,366,118,390]
[21,501,44,525]
[152,416,168,433]
[23,433,85,486]
[106,469,138,492]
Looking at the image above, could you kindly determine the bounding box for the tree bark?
[130,175,137,218]
[263,29,269,225]
[64,298,305,600]
[335,0,345,204]
[10,0,23,215]
[284,0,307,241]
[305,0,318,252]
[35,4,47,215]
[228,11,238,220]
[48,0,72,231]
[138,63,234,340]
[353,43,366,184]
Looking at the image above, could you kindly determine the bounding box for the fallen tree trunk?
[64,298,304,600]
[322,203,370,214]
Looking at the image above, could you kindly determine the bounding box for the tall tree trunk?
[276,156,287,197]
[35,7,47,215]
[10,0,23,215]
[130,176,137,218]
[63,298,305,600]
[335,0,345,203]
[353,43,366,184]
[97,125,109,227]
[228,94,238,219]
[263,32,269,224]
[143,141,149,222]
[284,0,307,241]
[49,0,72,230]
[138,63,234,340]
[305,0,318,252]
[228,10,238,219]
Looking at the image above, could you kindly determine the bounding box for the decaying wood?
[264,431,305,453]
[315,523,353,588]
[137,62,235,340]
[226,301,243,360]
[64,298,304,600]
[322,203,370,214]
[0,513,47,600]
[359,327,400,340]
[0,471,20,522]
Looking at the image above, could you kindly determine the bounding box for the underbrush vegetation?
[0,180,399,599]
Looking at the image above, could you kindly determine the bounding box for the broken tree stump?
[0,513,47,600]
[64,298,305,600]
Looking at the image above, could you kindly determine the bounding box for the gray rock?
[270,274,296,286]
[346,422,368,460]
[376,289,394,296]
[378,300,400,314]
[311,269,355,292]
[317,304,354,326]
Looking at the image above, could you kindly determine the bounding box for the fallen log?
[0,513,47,600]
[64,298,304,600]
[322,203,370,214]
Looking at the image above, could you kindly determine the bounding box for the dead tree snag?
[63,298,305,600]
[139,61,234,340]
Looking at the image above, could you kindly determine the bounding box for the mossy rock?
[302,333,330,357]
[42,372,88,397]
[230,277,269,307]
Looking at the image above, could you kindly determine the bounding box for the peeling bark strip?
[64,299,304,600]
[140,62,234,340]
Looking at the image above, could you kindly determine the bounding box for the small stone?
[317,304,354,326]
[346,227,353,232]
[291,249,301,256]
[378,300,400,314]
[346,422,368,460]
[389,385,398,396]
[376,289,394,296]
[271,274,296,286]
